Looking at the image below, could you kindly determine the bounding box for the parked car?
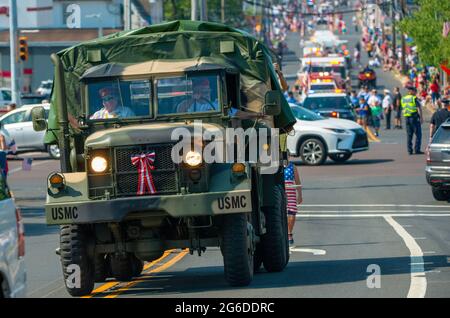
[0,88,12,113]
[301,92,357,121]
[0,103,60,159]
[426,120,450,200]
[0,175,26,298]
[287,105,369,165]
[35,80,53,98]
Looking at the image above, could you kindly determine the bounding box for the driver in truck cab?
[177,78,218,113]
[90,86,135,119]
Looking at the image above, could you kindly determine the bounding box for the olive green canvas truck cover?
[45,20,296,144]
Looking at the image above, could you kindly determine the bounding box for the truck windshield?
[156,74,220,115]
[88,79,151,120]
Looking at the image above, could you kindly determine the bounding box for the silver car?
[0,104,60,159]
[0,176,26,298]
[426,120,450,201]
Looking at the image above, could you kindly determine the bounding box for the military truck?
[32,20,297,296]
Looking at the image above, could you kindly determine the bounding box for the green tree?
[399,0,450,67]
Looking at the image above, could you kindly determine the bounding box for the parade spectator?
[357,96,369,129]
[382,89,393,129]
[430,77,440,108]
[286,91,297,104]
[368,89,383,137]
[430,98,450,140]
[284,160,302,246]
[393,87,403,129]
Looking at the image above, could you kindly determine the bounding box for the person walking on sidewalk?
[393,87,403,129]
[382,89,393,129]
[402,86,424,155]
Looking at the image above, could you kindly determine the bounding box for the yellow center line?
[81,249,174,298]
[104,249,189,298]
[365,127,380,142]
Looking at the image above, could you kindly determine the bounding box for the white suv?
[287,105,369,165]
[0,176,26,297]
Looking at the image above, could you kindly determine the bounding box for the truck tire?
[432,187,449,201]
[221,213,254,286]
[261,185,288,272]
[131,255,144,277]
[110,253,134,281]
[60,225,95,296]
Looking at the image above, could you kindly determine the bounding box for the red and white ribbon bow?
[131,152,156,195]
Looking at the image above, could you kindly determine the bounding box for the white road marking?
[289,247,326,255]
[423,251,436,254]
[297,210,450,213]
[384,216,427,298]
[296,214,450,218]
[412,237,427,240]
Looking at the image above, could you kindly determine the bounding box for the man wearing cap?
[177,78,218,113]
[382,89,393,129]
[429,97,450,141]
[401,86,424,155]
[90,86,135,119]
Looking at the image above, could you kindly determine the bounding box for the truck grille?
[114,144,178,197]
[352,129,368,148]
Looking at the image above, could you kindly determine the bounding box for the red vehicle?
[358,68,377,88]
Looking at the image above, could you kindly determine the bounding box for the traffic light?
[18,36,28,62]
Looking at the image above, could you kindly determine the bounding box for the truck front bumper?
[46,189,252,225]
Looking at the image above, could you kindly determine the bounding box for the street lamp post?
[8,0,19,104]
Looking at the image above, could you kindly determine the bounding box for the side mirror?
[263,91,281,116]
[31,106,47,132]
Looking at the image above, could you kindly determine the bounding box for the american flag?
[22,158,32,171]
[443,22,450,38]
[284,162,298,214]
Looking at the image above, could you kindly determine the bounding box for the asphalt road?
[7,7,449,299]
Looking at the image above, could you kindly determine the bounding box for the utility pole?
[221,0,225,23]
[392,0,397,59]
[191,0,197,21]
[8,0,19,105]
[400,0,406,74]
[124,0,132,30]
[199,0,207,21]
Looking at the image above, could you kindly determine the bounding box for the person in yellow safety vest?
[401,86,424,155]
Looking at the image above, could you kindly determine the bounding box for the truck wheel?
[221,213,254,286]
[131,255,144,277]
[261,185,288,272]
[300,138,327,166]
[60,225,95,297]
[110,253,134,281]
[278,184,290,266]
[432,187,449,201]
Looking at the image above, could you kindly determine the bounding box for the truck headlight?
[91,156,108,173]
[185,151,202,167]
